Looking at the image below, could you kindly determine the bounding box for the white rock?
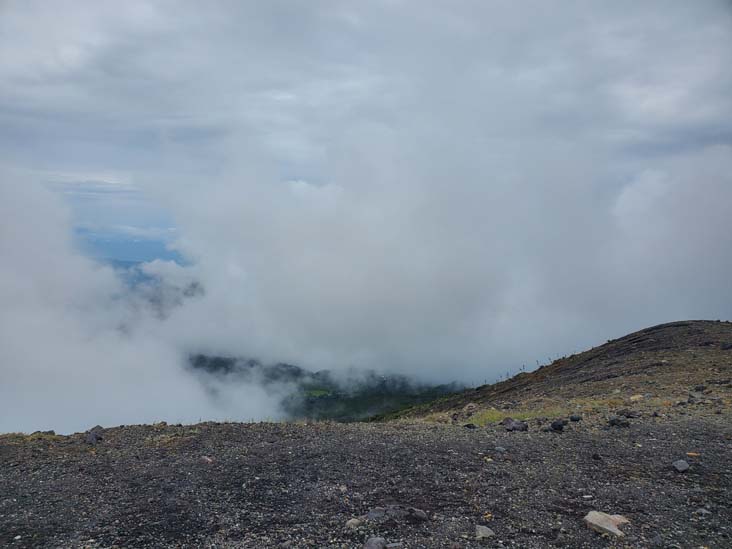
[584,511,630,537]
[345,518,363,529]
[475,525,495,539]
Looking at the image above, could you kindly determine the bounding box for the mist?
[1,1,732,433]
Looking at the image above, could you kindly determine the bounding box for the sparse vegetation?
[0,431,65,444]
[144,430,199,448]
[471,406,567,426]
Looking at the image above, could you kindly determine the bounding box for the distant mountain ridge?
[188,354,464,421]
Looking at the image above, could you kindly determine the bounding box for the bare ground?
[1,411,731,548]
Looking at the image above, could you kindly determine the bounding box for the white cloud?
[1,1,731,431]
[0,173,284,434]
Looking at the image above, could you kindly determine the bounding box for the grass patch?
[470,407,567,426]
[144,429,199,448]
[0,432,66,444]
[305,388,332,397]
[418,406,569,426]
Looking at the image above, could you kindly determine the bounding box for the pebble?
[495,446,507,453]
[608,416,630,428]
[345,518,363,529]
[363,537,387,549]
[475,525,495,540]
[673,459,690,473]
[617,409,641,418]
[649,533,664,546]
[367,507,386,520]
[408,507,428,522]
[569,415,582,422]
[365,505,428,523]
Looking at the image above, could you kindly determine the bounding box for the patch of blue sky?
[50,179,185,264]
[73,228,183,264]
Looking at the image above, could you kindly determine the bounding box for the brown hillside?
[393,320,732,421]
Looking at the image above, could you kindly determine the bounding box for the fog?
[1,1,731,433]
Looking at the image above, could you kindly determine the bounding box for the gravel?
[1,414,731,548]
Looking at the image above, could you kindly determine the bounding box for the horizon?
[2,1,732,433]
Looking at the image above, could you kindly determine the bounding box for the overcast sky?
[1,1,731,433]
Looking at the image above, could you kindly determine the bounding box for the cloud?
[0,173,284,434]
[1,1,731,430]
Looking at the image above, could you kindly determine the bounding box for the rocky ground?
[1,407,731,548]
[2,320,731,548]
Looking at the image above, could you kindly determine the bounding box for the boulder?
[84,425,104,445]
[584,511,630,537]
[501,418,528,432]
[366,505,428,524]
[550,419,567,432]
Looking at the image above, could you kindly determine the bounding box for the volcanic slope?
[388,320,732,423]
[1,320,731,548]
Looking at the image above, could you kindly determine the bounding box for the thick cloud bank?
[0,179,284,433]
[1,1,731,432]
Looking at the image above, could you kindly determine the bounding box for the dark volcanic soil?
[2,414,731,548]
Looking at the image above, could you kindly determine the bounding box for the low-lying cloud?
[0,176,284,433]
[1,1,731,433]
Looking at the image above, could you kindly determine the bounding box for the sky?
[1,1,732,433]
